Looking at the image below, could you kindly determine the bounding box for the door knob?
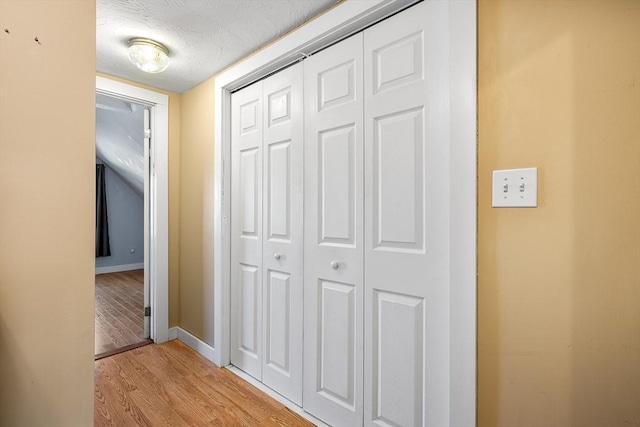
[331,260,340,270]
[274,253,282,261]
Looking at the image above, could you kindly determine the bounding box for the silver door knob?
[274,253,282,261]
[331,260,339,270]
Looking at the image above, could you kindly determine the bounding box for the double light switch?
[492,167,538,208]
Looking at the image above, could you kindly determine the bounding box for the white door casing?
[231,81,264,380]
[261,63,304,405]
[364,2,450,426]
[143,107,151,339]
[303,33,364,427]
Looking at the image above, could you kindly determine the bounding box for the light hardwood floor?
[95,340,315,426]
[95,270,146,357]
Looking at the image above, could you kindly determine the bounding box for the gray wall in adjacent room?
[95,158,144,270]
[95,100,145,272]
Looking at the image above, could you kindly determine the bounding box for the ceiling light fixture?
[127,38,170,73]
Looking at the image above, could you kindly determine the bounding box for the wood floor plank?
[95,270,146,355]
[151,342,283,423]
[121,346,237,426]
[96,309,132,350]
[120,352,217,425]
[95,320,118,354]
[98,301,142,343]
[98,288,142,323]
[95,358,153,426]
[100,353,187,426]
[97,280,143,323]
[95,340,315,427]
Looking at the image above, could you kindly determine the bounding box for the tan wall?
[96,73,182,327]
[478,1,640,425]
[0,1,96,425]
[178,78,216,344]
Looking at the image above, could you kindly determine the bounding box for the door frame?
[96,76,170,344]
[213,0,477,424]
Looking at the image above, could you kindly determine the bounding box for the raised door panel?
[231,81,264,381]
[266,140,291,241]
[262,63,304,406]
[240,147,260,238]
[239,264,260,357]
[317,280,356,410]
[373,108,424,253]
[318,125,356,246]
[304,33,364,427]
[372,291,424,427]
[264,270,291,373]
[373,32,423,94]
[319,60,356,110]
[364,2,451,426]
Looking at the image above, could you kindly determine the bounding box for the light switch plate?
[492,167,538,207]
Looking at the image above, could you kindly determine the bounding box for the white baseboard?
[169,326,327,427]
[95,262,144,274]
[167,326,178,340]
[173,327,216,364]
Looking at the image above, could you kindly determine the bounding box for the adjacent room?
[94,94,149,358]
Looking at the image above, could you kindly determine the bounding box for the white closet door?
[261,63,304,405]
[364,2,451,426]
[304,33,364,427]
[231,81,264,381]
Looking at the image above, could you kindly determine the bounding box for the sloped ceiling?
[97,0,338,93]
[95,94,145,197]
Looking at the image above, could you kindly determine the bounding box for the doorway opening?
[95,94,151,359]
[95,76,170,358]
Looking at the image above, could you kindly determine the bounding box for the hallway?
[94,340,314,426]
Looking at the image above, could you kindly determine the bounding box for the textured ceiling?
[97,0,338,93]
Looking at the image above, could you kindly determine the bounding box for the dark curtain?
[96,164,111,257]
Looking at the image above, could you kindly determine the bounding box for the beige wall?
[478,1,640,426]
[96,73,182,327]
[178,78,216,344]
[0,1,96,425]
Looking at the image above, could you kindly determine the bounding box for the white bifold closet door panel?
[303,33,364,427]
[363,2,451,426]
[231,63,304,406]
[231,81,264,381]
[261,64,304,405]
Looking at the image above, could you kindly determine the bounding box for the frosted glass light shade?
[128,38,170,73]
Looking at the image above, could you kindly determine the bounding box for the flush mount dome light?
[127,38,170,73]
